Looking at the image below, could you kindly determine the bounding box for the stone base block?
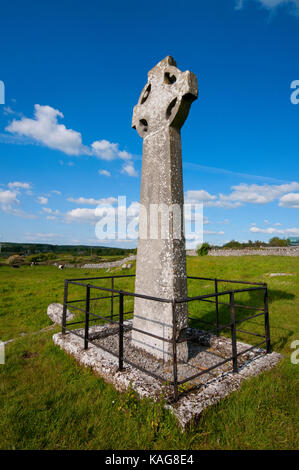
[53,323,282,429]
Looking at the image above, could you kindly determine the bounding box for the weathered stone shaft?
[132,126,188,360]
[131,56,198,361]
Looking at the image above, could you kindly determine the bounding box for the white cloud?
[220,182,299,205]
[279,193,299,208]
[91,140,118,160]
[36,196,48,205]
[185,190,217,203]
[5,208,36,219]
[99,170,111,177]
[65,208,98,224]
[67,196,117,205]
[42,207,60,215]
[204,230,225,235]
[8,181,31,190]
[91,140,133,161]
[51,190,61,195]
[25,232,63,241]
[5,104,136,179]
[3,106,22,117]
[250,226,299,235]
[185,182,299,210]
[119,150,132,160]
[208,200,242,208]
[0,188,36,218]
[185,189,241,208]
[3,106,15,115]
[235,0,299,15]
[122,163,138,177]
[0,189,19,208]
[6,104,88,156]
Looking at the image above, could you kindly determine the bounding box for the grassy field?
[0,256,298,449]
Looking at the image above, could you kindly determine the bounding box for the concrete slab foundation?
[53,323,282,429]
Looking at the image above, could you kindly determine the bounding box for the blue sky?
[0,0,299,248]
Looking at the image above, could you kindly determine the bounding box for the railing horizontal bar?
[67,309,172,343]
[65,312,134,327]
[67,282,172,303]
[67,280,265,305]
[67,274,264,286]
[84,311,121,324]
[235,328,266,338]
[187,276,218,282]
[65,320,85,326]
[198,297,264,311]
[66,304,131,320]
[66,317,109,326]
[235,311,265,324]
[188,317,215,326]
[67,295,120,304]
[187,276,265,286]
[65,320,87,326]
[64,327,85,340]
[67,304,86,313]
[67,280,92,287]
[177,356,234,385]
[66,274,136,282]
[175,286,265,304]
[130,326,173,343]
[218,322,266,338]
[119,356,172,384]
[236,340,266,357]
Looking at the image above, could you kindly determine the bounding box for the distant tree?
[269,237,290,247]
[223,240,242,249]
[196,242,211,256]
[26,252,55,263]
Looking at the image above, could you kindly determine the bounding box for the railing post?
[62,279,68,335]
[230,292,238,373]
[263,284,271,354]
[118,292,124,371]
[110,277,114,323]
[215,278,219,336]
[172,300,179,402]
[84,284,90,350]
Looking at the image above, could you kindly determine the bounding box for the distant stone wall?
[208,247,299,257]
[80,255,136,269]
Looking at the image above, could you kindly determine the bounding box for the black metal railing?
[61,274,271,402]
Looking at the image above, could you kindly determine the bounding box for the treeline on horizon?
[0,242,136,257]
[219,237,292,249]
[0,237,294,257]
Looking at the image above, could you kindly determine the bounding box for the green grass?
[0,257,298,449]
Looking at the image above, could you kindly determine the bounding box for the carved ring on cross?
[132,56,198,138]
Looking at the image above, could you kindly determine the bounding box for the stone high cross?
[132,56,198,361]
